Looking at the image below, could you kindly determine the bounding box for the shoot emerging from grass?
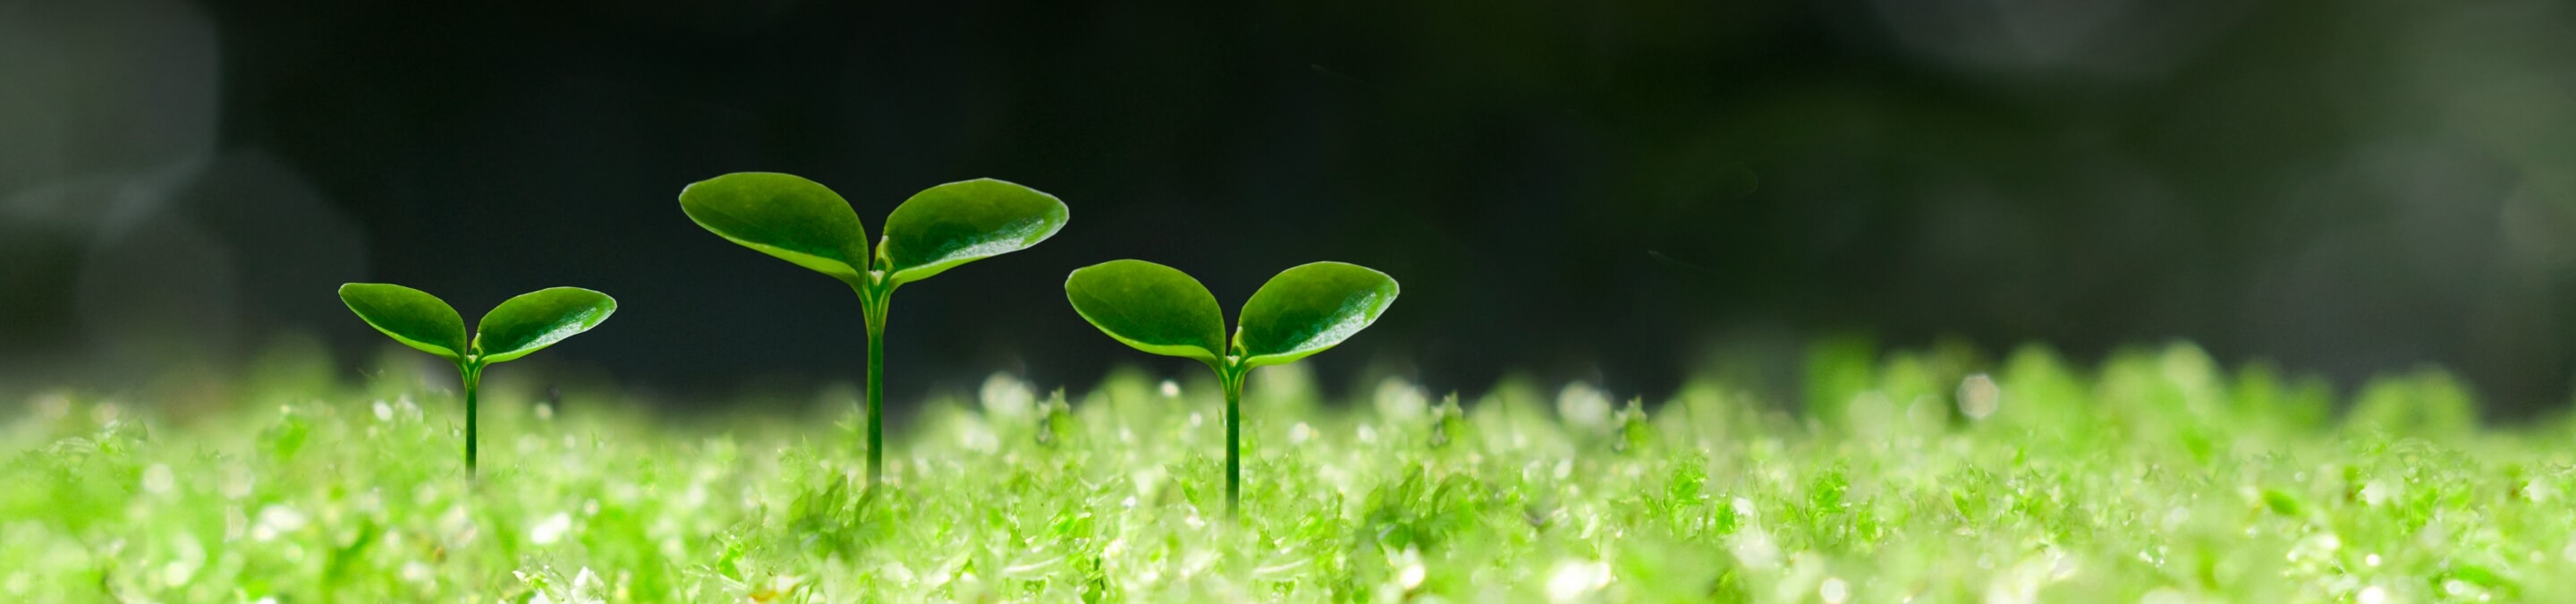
[335,284,616,475]
[680,173,1067,487]
[1065,259,1399,514]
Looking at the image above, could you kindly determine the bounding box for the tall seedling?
[681,173,1067,487]
[1065,260,1398,514]
[338,284,617,476]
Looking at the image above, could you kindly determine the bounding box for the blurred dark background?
[8,0,2576,416]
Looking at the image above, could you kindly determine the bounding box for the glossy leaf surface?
[1065,259,1227,364]
[475,287,618,364]
[1237,261,1398,367]
[339,283,469,361]
[679,172,873,282]
[880,178,1068,284]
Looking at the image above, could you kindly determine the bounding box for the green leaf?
[338,283,469,362]
[880,178,1068,285]
[1064,259,1227,365]
[1236,261,1399,367]
[679,172,874,283]
[474,287,618,364]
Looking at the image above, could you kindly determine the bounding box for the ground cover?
[4,342,2572,602]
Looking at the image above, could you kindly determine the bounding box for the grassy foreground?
[6,342,2576,602]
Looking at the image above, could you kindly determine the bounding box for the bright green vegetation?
[9,341,2576,602]
[681,173,1068,487]
[1067,259,1399,514]
[336,284,616,475]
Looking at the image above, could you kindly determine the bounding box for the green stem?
[1221,362,1247,516]
[860,280,894,489]
[462,362,483,477]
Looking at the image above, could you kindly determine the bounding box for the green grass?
[7,341,2576,602]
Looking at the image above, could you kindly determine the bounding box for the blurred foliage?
[9,338,2576,600]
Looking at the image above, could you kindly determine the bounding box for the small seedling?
[1064,259,1398,514]
[1614,397,1650,454]
[1429,393,1464,448]
[1036,390,1073,447]
[337,284,616,475]
[680,173,1067,487]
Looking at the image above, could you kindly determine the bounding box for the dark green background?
[7,0,2576,415]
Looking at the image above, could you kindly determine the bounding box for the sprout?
[1429,393,1463,448]
[680,173,1067,487]
[1036,391,1073,447]
[1614,397,1649,454]
[1063,259,1398,514]
[337,284,615,475]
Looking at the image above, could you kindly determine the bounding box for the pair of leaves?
[1066,260,1399,369]
[339,284,617,365]
[677,173,1069,286]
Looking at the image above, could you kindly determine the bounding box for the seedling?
[1429,393,1464,448]
[680,173,1067,487]
[1036,390,1073,447]
[337,284,616,475]
[1614,398,1650,454]
[1064,259,1399,513]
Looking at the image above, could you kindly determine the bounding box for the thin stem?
[867,316,886,487]
[1221,362,1247,516]
[860,280,894,489]
[462,362,483,477]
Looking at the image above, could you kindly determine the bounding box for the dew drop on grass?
[1957,373,2000,421]
[2417,523,2451,550]
[161,532,203,586]
[981,373,1035,418]
[1556,383,1610,430]
[253,505,306,541]
[1820,577,1850,604]
[141,464,174,495]
[373,401,393,421]
[1394,548,1427,591]
[1544,559,1609,601]
[2161,506,2190,531]
[1731,529,1781,570]
[530,512,572,546]
[1376,379,1431,420]
[1160,380,1182,398]
[2360,480,2396,506]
